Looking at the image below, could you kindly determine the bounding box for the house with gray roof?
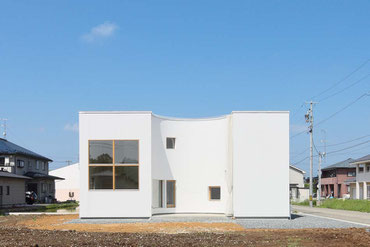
[0,138,63,206]
[320,158,356,198]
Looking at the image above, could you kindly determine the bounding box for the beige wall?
[55,189,80,202]
[0,177,26,205]
[50,163,79,202]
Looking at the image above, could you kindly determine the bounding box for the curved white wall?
[151,115,230,214]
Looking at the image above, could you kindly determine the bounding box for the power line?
[326,139,370,155]
[310,59,370,100]
[290,147,309,157]
[318,134,370,147]
[290,103,305,120]
[315,92,370,127]
[292,139,370,166]
[319,73,370,102]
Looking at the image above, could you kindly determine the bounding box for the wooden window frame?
[209,186,221,200]
[166,180,176,208]
[88,139,140,190]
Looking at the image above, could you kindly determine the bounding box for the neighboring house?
[79,111,290,218]
[348,155,370,200]
[321,158,356,198]
[50,163,80,202]
[289,165,308,202]
[0,171,30,206]
[0,138,64,204]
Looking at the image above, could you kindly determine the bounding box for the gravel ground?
[68,213,368,229]
[236,214,367,229]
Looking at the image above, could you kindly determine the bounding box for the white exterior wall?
[50,163,80,202]
[79,111,289,218]
[151,115,230,214]
[79,112,152,218]
[356,163,370,182]
[232,112,290,218]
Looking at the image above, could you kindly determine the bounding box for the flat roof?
[79,111,289,121]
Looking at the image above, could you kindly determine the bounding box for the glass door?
[166,180,176,208]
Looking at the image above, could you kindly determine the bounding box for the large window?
[88,140,139,190]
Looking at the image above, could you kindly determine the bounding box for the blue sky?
[0,1,369,172]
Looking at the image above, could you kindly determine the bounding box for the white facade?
[350,155,370,200]
[50,163,80,202]
[79,111,290,218]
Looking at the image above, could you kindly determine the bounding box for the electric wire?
[318,73,370,102]
[310,59,370,100]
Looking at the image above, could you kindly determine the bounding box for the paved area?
[68,213,368,229]
[292,205,370,226]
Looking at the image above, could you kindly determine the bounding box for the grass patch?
[318,199,370,213]
[36,202,79,212]
[291,200,316,206]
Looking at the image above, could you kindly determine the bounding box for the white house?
[289,165,308,202]
[50,163,80,202]
[79,111,290,218]
[348,155,370,200]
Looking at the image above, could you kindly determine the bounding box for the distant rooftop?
[350,154,370,164]
[0,138,52,162]
[322,158,355,171]
[290,165,306,174]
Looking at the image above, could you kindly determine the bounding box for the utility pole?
[317,151,325,206]
[0,118,8,139]
[305,101,318,207]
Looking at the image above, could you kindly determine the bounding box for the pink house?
[321,158,356,198]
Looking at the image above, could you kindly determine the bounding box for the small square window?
[17,160,25,168]
[209,186,221,200]
[166,138,176,149]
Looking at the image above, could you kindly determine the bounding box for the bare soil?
[0,214,369,246]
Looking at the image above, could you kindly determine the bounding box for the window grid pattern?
[88,140,139,190]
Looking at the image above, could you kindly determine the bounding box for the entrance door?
[166,180,176,208]
[27,183,38,194]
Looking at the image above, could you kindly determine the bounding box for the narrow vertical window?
[166,180,176,208]
[6,186,10,195]
[166,138,176,149]
[159,180,163,208]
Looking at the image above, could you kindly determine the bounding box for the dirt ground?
[0,214,370,246]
